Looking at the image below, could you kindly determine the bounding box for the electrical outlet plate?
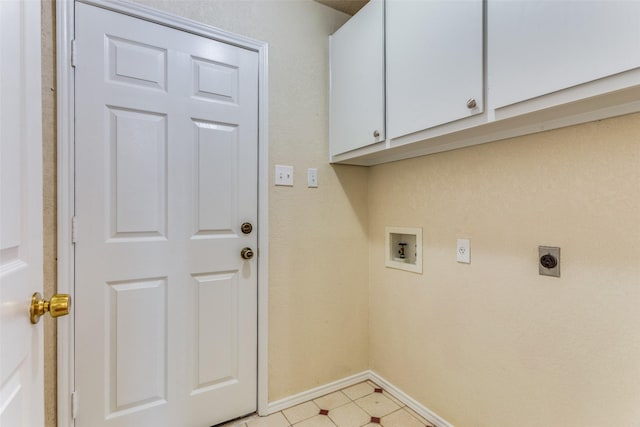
[538,246,560,277]
[456,239,470,263]
[275,165,293,186]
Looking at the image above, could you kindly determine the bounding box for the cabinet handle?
[373,130,380,138]
[466,98,477,109]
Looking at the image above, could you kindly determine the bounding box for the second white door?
[0,1,43,426]
[74,3,259,426]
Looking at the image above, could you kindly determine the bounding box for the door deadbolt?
[241,247,254,260]
[241,222,253,234]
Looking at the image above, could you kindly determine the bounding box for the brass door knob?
[241,247,254,260]
[30,293,71,324]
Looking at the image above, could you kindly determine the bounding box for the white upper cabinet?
[488,1,640,110]
[330,0,385,157]
[329,0,640,165]
[386,0,484,140]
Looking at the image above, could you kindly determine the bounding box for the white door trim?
[56,1,270,425]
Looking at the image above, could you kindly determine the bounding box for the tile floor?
[218,381,435,427]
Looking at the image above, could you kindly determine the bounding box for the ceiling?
[315,0,369,16]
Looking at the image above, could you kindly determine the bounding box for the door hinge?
[71,39,77,67]
[71,216,78,244]
[71,391,78,419]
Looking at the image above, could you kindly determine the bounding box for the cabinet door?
[330,0,385,157]
[489,1,640,109]
[387,0,483,140]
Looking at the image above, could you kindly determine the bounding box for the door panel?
[193,58,239,103]
[75,3,258,426]
[107,36,167,90]
[193,272,239,390]
[0,1,43,426]
[108,278,167,415]
[109,107,167,238]
[193,120,238,235]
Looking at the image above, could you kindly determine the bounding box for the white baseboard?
[266,371,370,414]
[368,371,454,427]
[266,370,453,427]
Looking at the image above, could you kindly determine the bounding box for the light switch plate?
[457,239,470,263]
[275,165,294,186]
[307,168,318,188]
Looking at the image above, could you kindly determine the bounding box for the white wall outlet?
[275,165,294,186]
[457,238,470,264]
[307,168,318,188]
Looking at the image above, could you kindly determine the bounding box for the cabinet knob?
[466,98,477,109]
[373,130,380,138]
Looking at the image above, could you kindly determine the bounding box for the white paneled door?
[74,3,258,427]
[0,0,43,426]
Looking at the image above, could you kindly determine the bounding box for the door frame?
[56,1,270,425]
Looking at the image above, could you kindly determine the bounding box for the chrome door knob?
[241,247,254,260]
[466,98,477,109]
[373,130,380,138]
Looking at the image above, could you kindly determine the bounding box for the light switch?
[307,168,318,188]
[275,165,294,186]
[457,239,470,263]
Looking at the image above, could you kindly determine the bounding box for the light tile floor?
[218,381,435,427]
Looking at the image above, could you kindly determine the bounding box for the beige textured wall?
[368,113,640,427]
